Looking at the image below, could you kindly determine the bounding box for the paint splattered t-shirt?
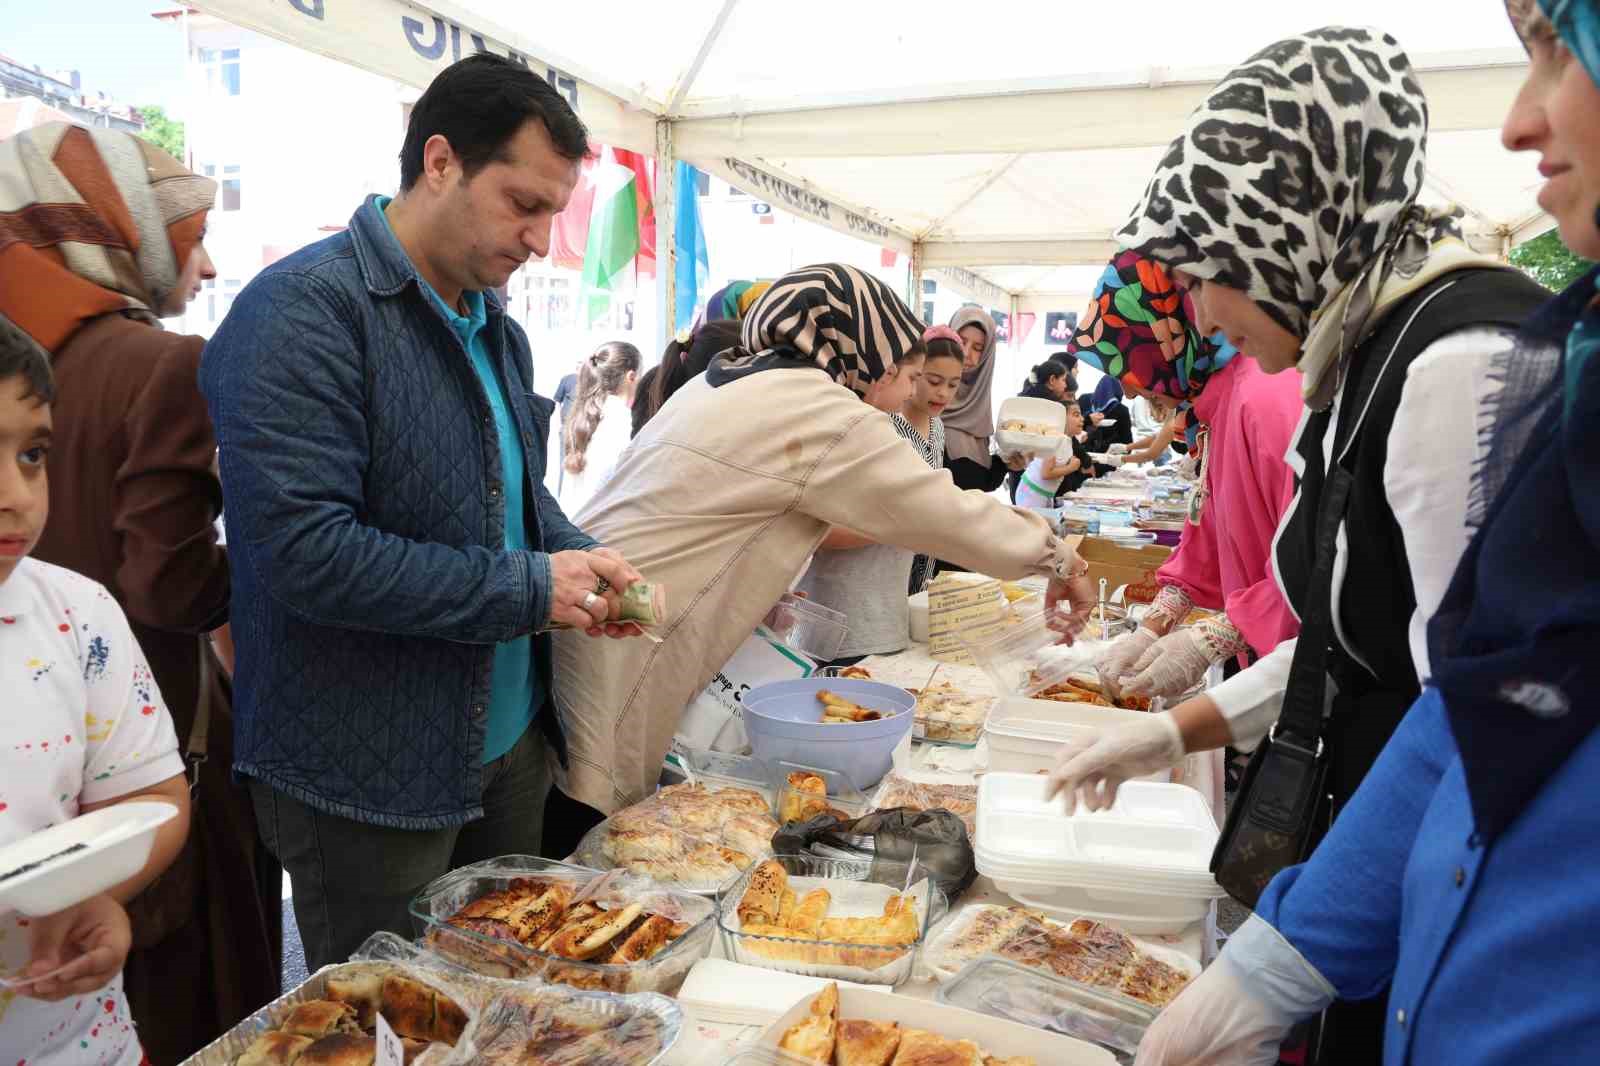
[0,558,182,1066]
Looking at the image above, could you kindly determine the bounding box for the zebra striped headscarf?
[709,264,925,397]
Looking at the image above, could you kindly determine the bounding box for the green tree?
[136,105,184,161]
[1510,228,1594,291]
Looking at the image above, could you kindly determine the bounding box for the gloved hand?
[1121,616,1249,700]
[1045,712,1184,812]
[1096,628,1158,697]
[1099,453,1125,470]
[1134,916,1334,1066]
[1108,443,1130,456]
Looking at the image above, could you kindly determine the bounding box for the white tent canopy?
[190,0,1543,336]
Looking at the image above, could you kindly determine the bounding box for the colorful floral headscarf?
[1066,250,1238,404]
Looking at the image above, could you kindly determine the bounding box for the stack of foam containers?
[975,773,1228,935]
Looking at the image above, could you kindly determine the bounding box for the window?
[203,278,218,323]
[694,170,711,197]
[202,164,242,211]
[199,47,241,96]
[221,279,242,319]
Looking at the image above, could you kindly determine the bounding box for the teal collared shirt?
[378,197,536,763]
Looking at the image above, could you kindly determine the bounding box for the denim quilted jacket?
[200,196,594,830]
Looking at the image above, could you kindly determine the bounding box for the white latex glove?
[1121,617,1248,700]
[1135,916,1335,1066]
[1045,711,1184,813]
[1099,453,1125,469]
[1108,443,1130,456]
[1096,628,1158,696]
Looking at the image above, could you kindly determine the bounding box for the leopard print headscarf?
[1116,27,1497,409]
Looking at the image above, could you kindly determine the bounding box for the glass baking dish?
[714,854,946,987]
[408,855,715,995]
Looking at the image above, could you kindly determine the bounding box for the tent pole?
[909,242,924,322]
[654,119,677,357]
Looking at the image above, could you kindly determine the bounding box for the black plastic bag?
[771,807,976,900]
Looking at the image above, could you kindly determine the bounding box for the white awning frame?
[187,0,1546,347]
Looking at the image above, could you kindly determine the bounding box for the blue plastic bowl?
[742,678,916,791]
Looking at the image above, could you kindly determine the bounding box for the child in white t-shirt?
[0,346,191,1066]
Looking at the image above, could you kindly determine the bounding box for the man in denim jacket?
[201,55,643,969]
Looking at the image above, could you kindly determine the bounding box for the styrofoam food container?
[984,696,1154,775]
[995,396,1070,456]
[0,801,180,917]
[978,775,1217,874]
[984,880,1215,935]
[743,678,916,791]
[754,982,1118,1065]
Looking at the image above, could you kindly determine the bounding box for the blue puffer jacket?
[200,196,595,829]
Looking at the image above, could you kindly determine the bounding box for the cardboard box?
[1069,535,1173,595]
[755,983,1117,1065]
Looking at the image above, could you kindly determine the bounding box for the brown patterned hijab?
[0,122,215,359]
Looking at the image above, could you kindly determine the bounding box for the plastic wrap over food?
[575,781,780,892]
[408,856,714,995]
[450,981,682,1066]
[870,773,978,839]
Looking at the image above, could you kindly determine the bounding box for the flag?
[550,150,598,272]
[880,248,898,269]
[1014,312,1037,347]
[613,148,657,279]
[674,160,709,331]
[580,147,644,325]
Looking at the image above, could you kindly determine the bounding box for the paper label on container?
[927,576,1006,664]
[375,1014,404,1066]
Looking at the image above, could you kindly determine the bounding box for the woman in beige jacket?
[544,264,1093,853]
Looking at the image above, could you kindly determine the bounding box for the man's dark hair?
[399,54,589,191]
[0,319,54,404]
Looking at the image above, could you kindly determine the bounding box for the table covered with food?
[168,534,1226,1066]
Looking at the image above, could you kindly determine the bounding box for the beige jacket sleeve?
[799,407,1078,581]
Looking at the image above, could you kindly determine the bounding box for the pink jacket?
[1156,358,1302,655]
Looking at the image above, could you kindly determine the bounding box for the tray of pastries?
[182,938,473,1066]
[410,857,714,994]
[716,856,942,985]
[576,781,781,892]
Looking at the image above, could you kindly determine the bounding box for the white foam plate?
[0,801,180,917]
[977,775,1217,875]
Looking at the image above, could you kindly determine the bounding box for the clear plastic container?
[938,955,1152,1061]
[962,610,1107,699]
[669,746,778,805]
[769,760,869,824]
[763,594,850,662]
[715,854,946,986]
[408,856,715,994]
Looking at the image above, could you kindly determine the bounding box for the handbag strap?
[187,635,216,794]
[1272,277,1465,751]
